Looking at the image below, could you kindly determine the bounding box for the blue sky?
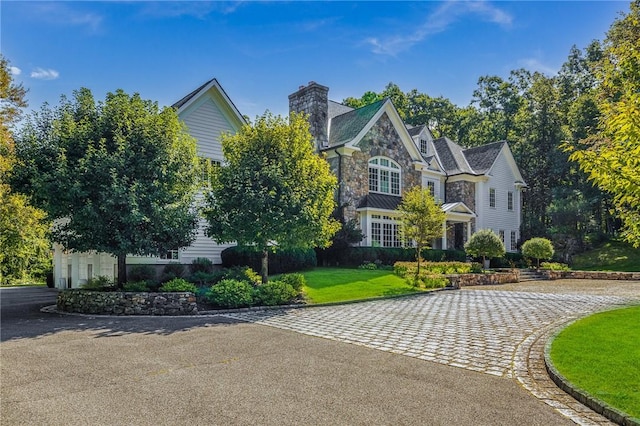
[2,1,628,120]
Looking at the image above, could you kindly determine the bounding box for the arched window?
[368,157,401,195]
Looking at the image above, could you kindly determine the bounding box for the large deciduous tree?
[204,112,340,283]
[397,186,446,279]
[13,88,201,286]
[464,229,505,270]
[565,0,640,247]
[0,55,51,285]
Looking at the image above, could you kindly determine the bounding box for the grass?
[571,240,640,272]
[300,267,422,304]
[550,305,640,420]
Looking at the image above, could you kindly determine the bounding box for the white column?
[442,221,448,250]
[467,221,472,242]
[53,244,63,289]
[71,254,80,289]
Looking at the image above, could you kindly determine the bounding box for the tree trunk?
[117,254,127,288]
[415,244,422,280]
[261,249,269,284]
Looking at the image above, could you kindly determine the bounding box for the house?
[288,82,526,252]
[52,78,245,288]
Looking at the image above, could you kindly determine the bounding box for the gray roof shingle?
[356,193,403,211]
[463,141,505,174]
[172,78,216,109]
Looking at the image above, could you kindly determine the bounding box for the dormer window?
[420,139,429,156]
[368,157,401,196]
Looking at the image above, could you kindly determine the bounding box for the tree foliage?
[13,88,201,286]
[204,112,340,283]
[565,1,640,247]
[397,186,446,278]
[464,229,505,269]
[0,55,51,285]
[522,237,555,268]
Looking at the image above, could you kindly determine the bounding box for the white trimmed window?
[510,231,517,251]
[369,157,401,196]
[489,188,496,208]
[420,139,429,155]
[508,191,514,211]
[370,214,402,247]
[160,249,179,260]
[427,181,435,197]
[499,230,505,244]
[200,158,221,186]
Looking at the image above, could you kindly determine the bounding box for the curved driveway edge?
[544,325,640,426]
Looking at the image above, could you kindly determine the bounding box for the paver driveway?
[223,288,638,425]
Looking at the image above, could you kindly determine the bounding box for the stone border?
[446,271,519,287]
[542,270,640,281]
[56,290,198,316]
[544,321,640,426]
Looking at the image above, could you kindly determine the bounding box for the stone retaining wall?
[542,270,640,281]
[57,290,198,315]
[446,271,519,288]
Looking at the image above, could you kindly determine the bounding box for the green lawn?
[550,305,640,419]
[300,267,421,304]
[571,240,640,272]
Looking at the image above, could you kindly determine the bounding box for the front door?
[454,223,464,250]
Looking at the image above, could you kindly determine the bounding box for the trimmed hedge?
[221,246,316,274]
[317,246,466,267]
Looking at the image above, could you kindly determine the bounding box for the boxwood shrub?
[206,279,254,308]
[159,278,197,293]
[254,280,297,306]
[221,246,316,274]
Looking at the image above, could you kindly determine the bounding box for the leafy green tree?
[398,186,446,278]
[522,237,555,268]
[565,1,640,247]
[204,112,340,283]
[13,88,201,286]
[0,55,51,285]
[464,229,505,270]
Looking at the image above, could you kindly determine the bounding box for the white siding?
[181,97,235,161]
[476,152,522,252]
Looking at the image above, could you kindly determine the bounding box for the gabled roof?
[172,78,246,125]
[328,100,354,119]
[407,125,426,137]
[441,202,476,216]
[356,193,402,211]
[464,141,506,174]
[432,137,475,175]
[328,99,385,148]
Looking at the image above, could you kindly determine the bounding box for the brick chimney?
[288,81,329,150]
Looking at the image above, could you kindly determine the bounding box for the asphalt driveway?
[2,282,638,425]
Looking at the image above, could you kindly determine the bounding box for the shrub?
[160,262,186,282]
[254,280,297,306]
[358,262,378,270]
[191,257,214,274]
[221,246,316,274]
[81,276,115,291]
[159,278,197,293]
[541,262,571,271]
[279,273,306,292]
[123,281,150,292]
[464,229,506,269]
[406,275,449,289]
[223,266,261,286]
[522,238,555,268]
[127,265,157,284]
[206,279,254,308]
[188,270,225,286]
[393,261,472,277]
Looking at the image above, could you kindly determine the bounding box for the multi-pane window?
[368,157,401,195]
[161,249,179,260]
[420,139,429,155]
[507,191,514,211]
[200,158,221,186]
[489,188,496,208]
[427,181,435,197]
[371,214,402,247]
[87,264,93,280]
[510,231,517,251]
[499,230,505,244]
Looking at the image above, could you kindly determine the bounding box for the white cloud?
[31,3,102,32]
[9,66,21,76]
[518,58,557,76]
[139,1,244,19]
[30,68,60,80]
[366,1,513,56]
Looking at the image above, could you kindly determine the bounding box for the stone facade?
[57,290,199,315]
[446,180,476,211]
[340,112,422,221]
[288,82,329,150]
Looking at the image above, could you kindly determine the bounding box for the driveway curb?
[544,317,640,426]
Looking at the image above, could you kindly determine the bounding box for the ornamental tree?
[398,186,445,278]
[464,229,505,270]
[521,237,554,269]
[203,112,340,283]
[565,1,640,247]
[13,88,201,286]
